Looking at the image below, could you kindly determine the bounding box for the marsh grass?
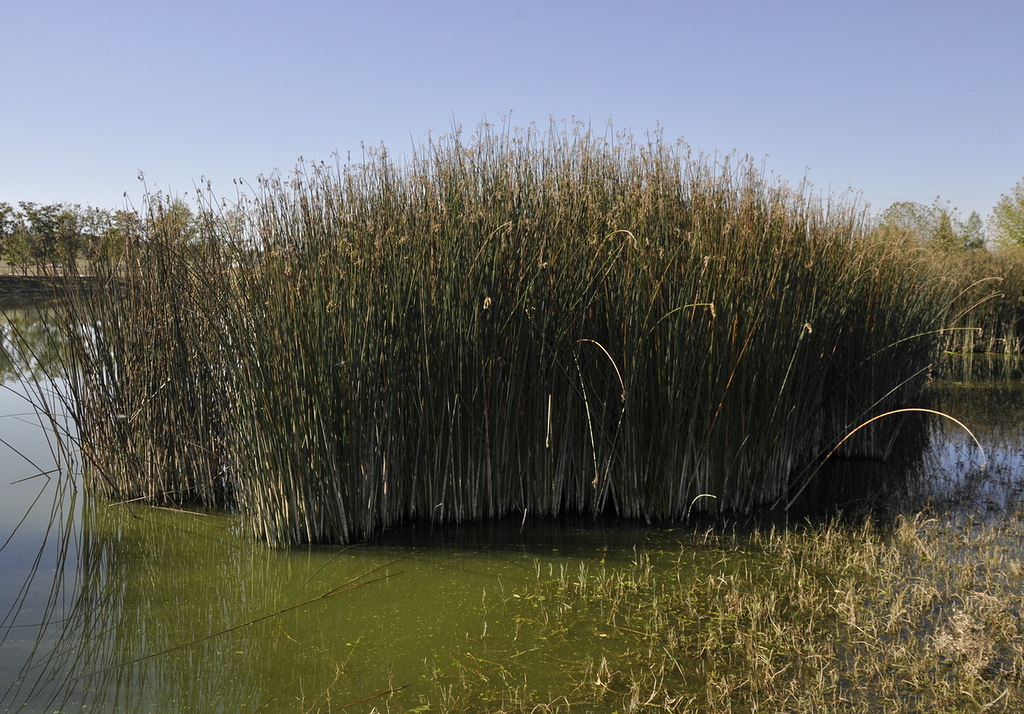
[414,513,1024,712]
[50,122,953,545]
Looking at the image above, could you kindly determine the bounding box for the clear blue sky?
[2,0,1021,225]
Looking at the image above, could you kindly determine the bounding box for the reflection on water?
[5,491,702,711]
[939,351,1024,383]
[0,299,68,382]
[3,304,1024,711]
[921,368,1024,515]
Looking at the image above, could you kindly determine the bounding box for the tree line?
[876,176,1024,251]
[876,199,987,251]
[0,201,142,272]
[1,175,1023,270]
[0,197,238,273]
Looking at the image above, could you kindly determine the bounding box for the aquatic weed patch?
[496,516,1024,712]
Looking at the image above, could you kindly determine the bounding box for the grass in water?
[413,512,1024,712]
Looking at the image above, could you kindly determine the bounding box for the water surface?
[1,333,1020,711]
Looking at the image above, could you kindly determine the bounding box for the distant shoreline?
[0,273,98,297]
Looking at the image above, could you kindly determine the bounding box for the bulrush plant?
[53,123,953,545]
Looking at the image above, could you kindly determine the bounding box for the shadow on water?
[3,300,1024,711]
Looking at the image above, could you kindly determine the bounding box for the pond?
[1,307,1022,712]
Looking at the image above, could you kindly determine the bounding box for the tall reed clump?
[52,123,954,545]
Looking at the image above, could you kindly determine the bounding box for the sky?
[2,0,1022,225]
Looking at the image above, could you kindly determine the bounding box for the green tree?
[15,202,112,268]
[147,198,197,244]
[0,202,19,264]
[53,206,85,266]
[963,211,986,250]
[878,200,936,241]
[878,197,977,250]
[17,201,60,265]
[933,211,959,251]
[73,206,117,263]
[990,176,1024,249]
[6,219,35,273]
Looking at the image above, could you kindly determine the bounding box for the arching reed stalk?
[48,122,954,545]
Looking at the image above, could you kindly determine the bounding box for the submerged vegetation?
[419,513,1024,712]
[40,123,973,545]
[10,458,1024,711]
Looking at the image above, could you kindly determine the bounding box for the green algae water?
[2,308,1022,712]
[1,452,713,712]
